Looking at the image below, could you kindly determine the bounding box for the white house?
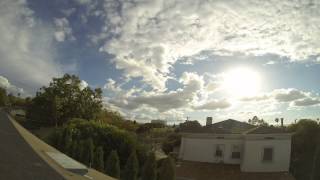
[178,119,292,172]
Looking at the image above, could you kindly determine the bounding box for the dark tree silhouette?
[105,150,120,179]
[141,152,157,180]
[94,146,104,172]
[123,150,139,180]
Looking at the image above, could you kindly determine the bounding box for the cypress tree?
[158,157,175,180]
[83,138,95,167]
[141,152,157,180]
[105,150,120,179]
[94,146,105,172]
[70,141,78,159]
[64,133,73,156]
[123,150,139,180]
[77,141,85,163]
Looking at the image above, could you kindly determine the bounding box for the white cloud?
[61,8,76,17]
[193,99,231,110]
[74,0,92,5]
[273,88,309,102]
[292,98,320,107]
[0,0,62,94]
[106,72,204,112]
[91,0,320,90]
[0,76,24,95]
[241,88,309,102]
[54,17,75,42]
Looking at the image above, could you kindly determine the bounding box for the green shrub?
[47,119,149,177]
[123,151,139,180]
[158,157,175,180]
[141,152,157,180]
[83,138,95,167]
[94,146,104,172]
[105,150,120,179]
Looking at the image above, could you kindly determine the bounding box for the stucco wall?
[179,137,244,164]
[241,137,291,172]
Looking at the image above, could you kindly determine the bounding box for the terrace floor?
[176,161,295,180]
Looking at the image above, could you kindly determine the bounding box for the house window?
[215,145,223,157]
[231,145,241,159]
[262,147,273,162]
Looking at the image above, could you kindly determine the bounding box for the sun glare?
[222,67,261,97]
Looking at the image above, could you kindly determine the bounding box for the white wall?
[241,138,291,172]
[179,137,243,164]
[10,109,26,116]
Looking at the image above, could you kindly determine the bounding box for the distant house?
[151,119,167,125]
[178,119,292,172]
[10,108,26,117]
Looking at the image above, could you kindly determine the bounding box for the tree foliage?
[123,151,139,180]
[136,123,165,134]
[248,116,268,126]
[289,119,320,180]
[97,109,138,132]
[47,119,148,174]
[0,88,29,107]
[94,146,105,172]
[141,152,157,180]
[83,138,95,167]
[176,120,202,132]
[105,150,120,179]
[0,87,7,106]
[27,74,102,126]
[158,157,175,180]
[162,133,181,155]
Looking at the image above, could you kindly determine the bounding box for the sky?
[1,0,320,125]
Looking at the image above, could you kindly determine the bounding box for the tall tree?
[289,119,320,180]
[27,74,102,126]
[141,152,157,180]
[311,135,320,180]
[0,87,7,106]
[158,157,175,180]
[70,141,79,159]
[123,150,139,180]
[77,141,85,162]
[64,129,73,155]
[83,138,95,167]
[248,116,268,126]
[94,146,104,172]
[105,150,120,179]
[177,120,202,132]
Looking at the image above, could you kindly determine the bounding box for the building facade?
[178,119,292,172]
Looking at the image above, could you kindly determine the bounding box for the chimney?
[280,118,284,128]
[206,117,213,126]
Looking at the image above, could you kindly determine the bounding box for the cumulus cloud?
[106,72,204,112]
[273,89,309,102]
[54,17,75,42]
[61,8,76,17]
[73,0,92,5]
[241,88,309,102]
[0,0,62,94]
[193,99,231,110]
[0,76,24,95]
[292,98,320,107]
[88,0,320,90]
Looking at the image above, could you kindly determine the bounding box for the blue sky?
[1,0,320,124]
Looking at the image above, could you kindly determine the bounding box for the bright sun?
[222,67,261,97]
